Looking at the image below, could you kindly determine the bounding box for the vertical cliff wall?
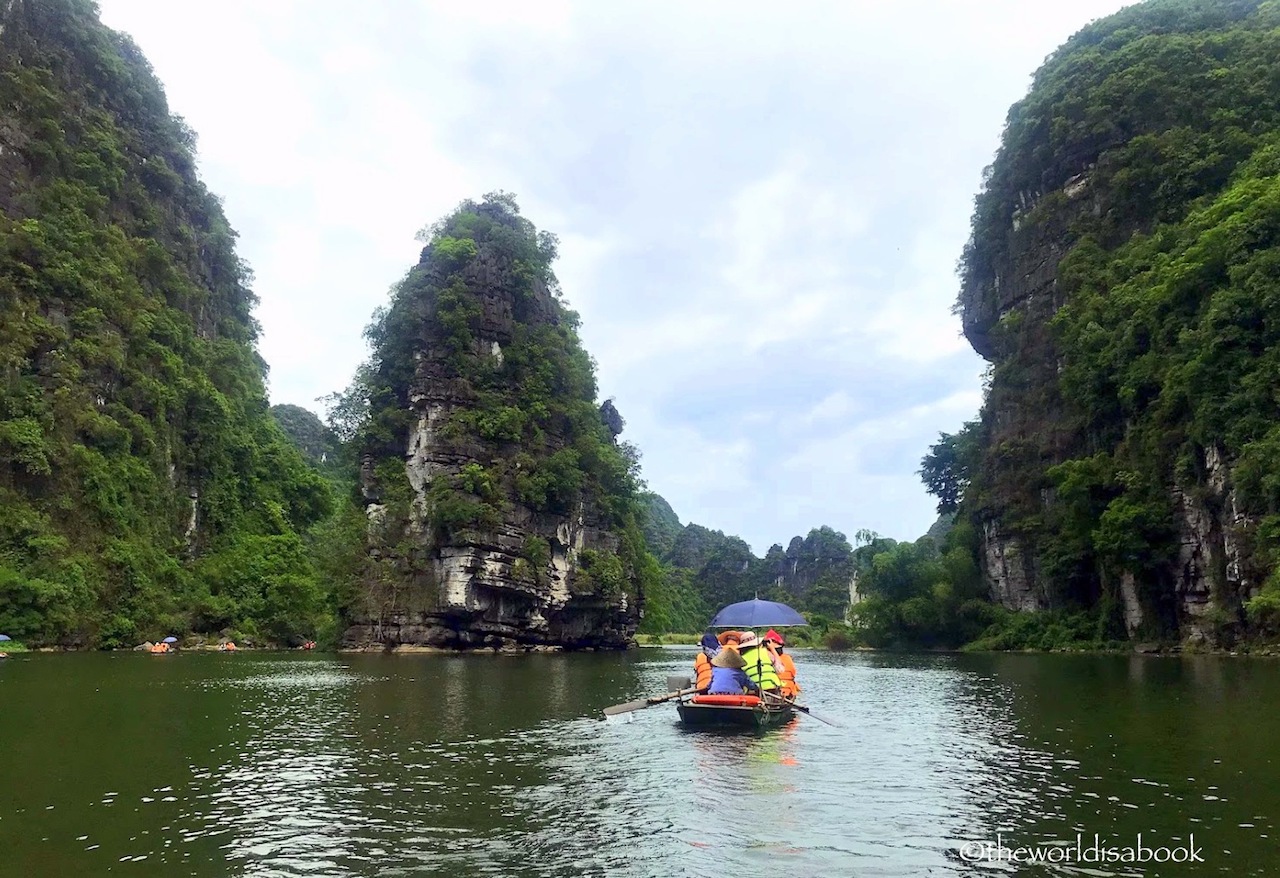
[0,0,329,646]
[340,195,654,650]
[957,0,1280,644]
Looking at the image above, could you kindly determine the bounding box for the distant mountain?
[271,404,336,465]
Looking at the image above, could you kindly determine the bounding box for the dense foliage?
[635,496,867,638]
[1051,145,1280,631]
[960,0,1279,302]
[948,0,1280,645]
[271,404,339,467]
[334,194,660,617]
[0,0,332,647]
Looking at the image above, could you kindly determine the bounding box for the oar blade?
[602,698,652,717]
[601,686,698,719]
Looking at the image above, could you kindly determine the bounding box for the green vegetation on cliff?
[949,0,1280,647]
[271,404,339,468]
[634,501,869,644]
[332,193,659,624]
[0,0,332,647]
[1052,144,1280,631]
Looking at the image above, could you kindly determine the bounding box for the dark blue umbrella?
[709,599,807,628]
[162,636,179,644]
[0,634,10,641]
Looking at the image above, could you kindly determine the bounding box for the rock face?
[981,521,1043,613]
[957,0,1278,644]
[340,197,643,650]
[344,510,634,650]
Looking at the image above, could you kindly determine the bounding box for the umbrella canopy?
[709,598,807,628]
[0,634,11,641]
[162,636,179,644]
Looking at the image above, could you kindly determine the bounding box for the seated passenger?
[737,632,782,695]
[706,648,759,695]
[695,628,721,688]
[696,652,716,696]
[764,629,800,698]
[716,630,743,649]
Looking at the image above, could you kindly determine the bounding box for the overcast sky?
[98,0,1131,553]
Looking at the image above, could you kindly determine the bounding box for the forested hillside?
[0,0,332,647]
[636,493,894,639]
[949,0,1280,648]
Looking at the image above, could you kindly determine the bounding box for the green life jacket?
[741,646,781,689]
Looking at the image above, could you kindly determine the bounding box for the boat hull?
[675,700,794,729]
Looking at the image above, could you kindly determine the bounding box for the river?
[1,647,1276,876]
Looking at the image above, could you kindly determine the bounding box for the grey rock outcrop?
[341,205,640,651]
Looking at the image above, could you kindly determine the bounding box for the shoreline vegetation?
[633,633,1280,657]
[10,639,1279,658]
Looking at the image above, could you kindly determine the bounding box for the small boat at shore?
[675,692,795,729]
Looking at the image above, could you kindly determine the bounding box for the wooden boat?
[675,693,795,729]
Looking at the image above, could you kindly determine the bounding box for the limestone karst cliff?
[338,195,656,650]
[0,0,331,647]
[956,0,1280,645]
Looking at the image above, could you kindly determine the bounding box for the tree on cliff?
[920,421,981,514]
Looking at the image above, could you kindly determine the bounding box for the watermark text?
[959,834,1204,866]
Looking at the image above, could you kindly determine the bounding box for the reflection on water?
[2,649,1278,876]
[198,662,368,875]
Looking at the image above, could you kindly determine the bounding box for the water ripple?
[3,651,1278,876]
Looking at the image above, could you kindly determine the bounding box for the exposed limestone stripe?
[1119,573,1143,637]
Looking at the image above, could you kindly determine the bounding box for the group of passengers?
[692,628,799,700]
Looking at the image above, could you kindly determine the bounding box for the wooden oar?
[763,690,842,727]
[602,686,698,717]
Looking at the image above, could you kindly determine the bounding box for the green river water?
[1,648,1277,876]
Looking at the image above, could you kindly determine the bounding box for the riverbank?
[634,632,1280,657]
[8,631,1277,657]
[633,633,701,646]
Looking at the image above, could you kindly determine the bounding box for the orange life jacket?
[694,652,713,690]
[777,652,799,697]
